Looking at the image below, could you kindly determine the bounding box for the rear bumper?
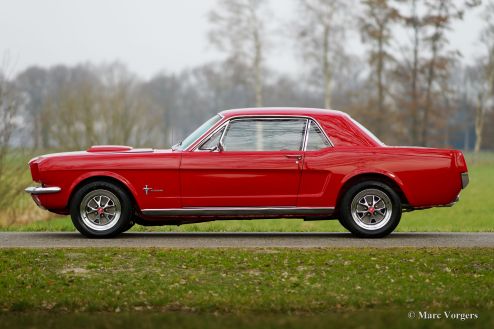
[441,196,460,207]
[25,186,61,195]
[461,172,469,189]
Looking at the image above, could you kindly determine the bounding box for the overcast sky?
[0,0,487,79]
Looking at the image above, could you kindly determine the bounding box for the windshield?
[174,115,222,150]
[350,117,385,146]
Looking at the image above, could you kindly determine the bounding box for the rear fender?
[339,169,411,205]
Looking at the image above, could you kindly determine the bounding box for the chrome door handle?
[285,155,302,160]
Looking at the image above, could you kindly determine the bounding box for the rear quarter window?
[317,116,377,147]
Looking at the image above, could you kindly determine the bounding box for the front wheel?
[70,181,133,238]
[339,181,402,238]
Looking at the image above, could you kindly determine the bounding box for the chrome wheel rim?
[350,188,392,231]
[80,189,121,231]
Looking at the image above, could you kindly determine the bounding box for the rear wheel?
[339,181,402,238]
[70,181,133,238]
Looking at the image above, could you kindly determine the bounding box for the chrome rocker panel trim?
[25,186,62,195]
[142,207,335,217]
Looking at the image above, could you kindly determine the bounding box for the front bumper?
[461,172,469,189]
[25,186,61,195]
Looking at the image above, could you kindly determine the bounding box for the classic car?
[25,108,469,238]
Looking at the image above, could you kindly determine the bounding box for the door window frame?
[192,115,333,152]
[305,119,333,151]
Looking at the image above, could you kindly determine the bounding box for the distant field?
[1,152,493,232]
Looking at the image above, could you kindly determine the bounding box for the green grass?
[0,248,492,328]
[2,310,492,329]
[0,248,492,314]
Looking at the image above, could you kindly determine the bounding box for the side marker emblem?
[143,185,163,195]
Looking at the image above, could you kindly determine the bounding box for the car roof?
[219,107,349,119]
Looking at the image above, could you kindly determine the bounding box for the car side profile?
[26,108,469,238]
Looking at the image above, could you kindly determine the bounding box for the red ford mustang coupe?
[26,108,469,238]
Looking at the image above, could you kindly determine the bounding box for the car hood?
[29,146,177,169]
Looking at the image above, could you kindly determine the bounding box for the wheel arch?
[336,172,409,211]
[67,172,140,211]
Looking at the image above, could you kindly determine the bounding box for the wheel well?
[336,173,409,211]
[68,176,138,210]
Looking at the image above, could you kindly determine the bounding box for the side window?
[306,121,331,151]
[199,127,224,150]
[223,118,306,151]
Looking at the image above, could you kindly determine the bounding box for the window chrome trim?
[305,119,333,150]
[189,114,334,152]
[194,120,229,152]
[196,124,227,152]
[302,119,310,151]
[221,117,307,152]
[218,119,230,150]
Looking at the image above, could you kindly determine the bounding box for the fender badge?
[143,185,164,195]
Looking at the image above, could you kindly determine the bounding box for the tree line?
[1,0,494,154]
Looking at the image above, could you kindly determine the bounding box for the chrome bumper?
[440,196,460,207]
[25,186,61,195]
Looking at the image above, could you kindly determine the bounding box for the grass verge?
[1,248,492,314]
[2,310,492,329]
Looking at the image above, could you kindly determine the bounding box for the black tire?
[121,220,136,233]
[339,181,402,238]
[338,217,351,232]
[70,181,133,238]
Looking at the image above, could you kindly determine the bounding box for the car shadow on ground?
[18,231,477,240]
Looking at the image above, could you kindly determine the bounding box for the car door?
[297,119,335,207]
[180,117,307,207]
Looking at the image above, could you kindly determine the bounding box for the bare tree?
[42,63,161,149]
[294,0,354,109]
[42,65,100,149]
[360,0,400,138]
[393,0,426,145]
[419,0,479,146]
[0,60,23,218]
[471,0,494,153]
[483,0,494,98]
[459,63,487,155]
[209,0,269,106]
[15,67,49,149]
[0,70,18,176]
[474,91,486,153]
[95,63,161,147]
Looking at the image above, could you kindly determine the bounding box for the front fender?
[68,171,142,208]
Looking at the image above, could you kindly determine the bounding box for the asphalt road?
[0,232,492,248]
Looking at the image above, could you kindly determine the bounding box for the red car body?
[26,108,469,235]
